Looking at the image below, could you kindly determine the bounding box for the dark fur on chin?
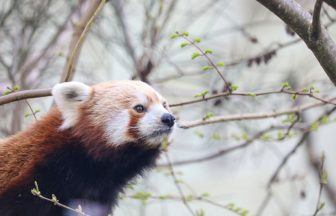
[0,141,161,216]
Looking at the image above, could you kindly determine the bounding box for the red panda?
[0,80,175,216]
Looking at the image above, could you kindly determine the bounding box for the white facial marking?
[52,82,91,130]
[138,104,173,146]
[105,110,132,145]
[135,92,148,105]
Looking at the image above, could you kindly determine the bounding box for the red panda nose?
[161,113,175,127]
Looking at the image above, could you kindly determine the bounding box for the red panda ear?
[52,82,92,130]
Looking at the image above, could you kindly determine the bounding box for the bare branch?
[170,88,336,107]
[324,0,336,10]
[305,107,336,209]
[31,181,89,216]
[267,133,308,188]
[311,0,324,40]
[178,98,336,129]
[60,0,107,82]
[0,89,51,106]
[164,153,196,216]
[256,0,336,85]
[312,153,326,216]
[159,126,287,167]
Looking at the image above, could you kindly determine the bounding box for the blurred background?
[1,0,336,215]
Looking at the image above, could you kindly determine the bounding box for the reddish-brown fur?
[0,109,66,195]
[0,80,168,203]
[0,98,109,195]
[128,111,141,139]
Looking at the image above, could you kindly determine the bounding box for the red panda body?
[0,81,175,216]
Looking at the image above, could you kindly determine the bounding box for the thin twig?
[159,126,281,167]
[312,153,327,216]
[164,152,196,216]
[267,108,336,189]
[0,86,334,108]
[277,112,300,141]
[171,88,336,107]
[255,190,273,216]
[24,100,37,121]
[267,133,308,188]
[31,182,90,216]
[306,107,336,209]
[178,32,231,90]
[178,97,336,129]
[61,0,107,82]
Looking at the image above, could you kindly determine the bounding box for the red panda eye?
[134,104,145,113]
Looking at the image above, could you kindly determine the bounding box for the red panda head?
[52,80,175,147]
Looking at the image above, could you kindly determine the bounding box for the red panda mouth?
[148,127,172,138]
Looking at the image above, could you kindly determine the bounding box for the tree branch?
[311,0,324,40]
[0,89,51,106]
[60,0,106,82]
[170,88,336,107]
[178,98,336,129]
[267,133,308,188]
[256,0,336,85]
[324,0,336,10]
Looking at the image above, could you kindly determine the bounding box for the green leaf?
[131,191,151,202]
[231,84,239,92]
[310,121,319,131]
[13,85,20,91]
[31,181,41,196]
[158,195,170,200]
[247,92,256,97]
[203,112,214,120]
[277,131,284,140]
[201,66,213,71]
[196,209,205,216]
[170,33,179,39]
[51,194,59,205]
[321,116,329,124]
[194,131,204,138]
[321,170,328,185]
[186,194,193,201]
[281,81,291,89]
[261,134,271,141]
[241,210,249,216]
[3,89,12,95]
[231,133,241,141]
[201,192,210,197]
[302,87,309,93]
[182,32,189,36]
[204,49,213,54]
[283,114,296,124]
[24,112,31,118]
[191,52,201,60]
[160,137,169,152]
[194,90,209,98]
[216,62,225,67]
[194,37,201,43]
[211,133,221,140]
[180,42,189,48]
[318,202,325,211]
[290,94,297,100]
[241,132,249,141]
[309,85,320,93]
